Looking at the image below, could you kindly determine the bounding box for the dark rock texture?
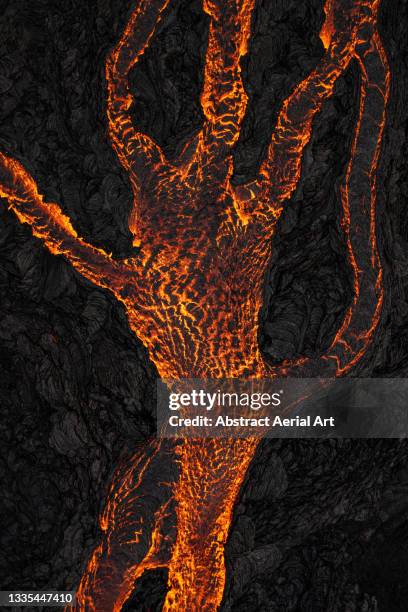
[1,0,408,610]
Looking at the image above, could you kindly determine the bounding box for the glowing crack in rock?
[0,0,389,610]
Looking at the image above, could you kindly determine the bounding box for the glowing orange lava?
[0,0,389,610]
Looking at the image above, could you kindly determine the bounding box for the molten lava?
[0,0,389,610]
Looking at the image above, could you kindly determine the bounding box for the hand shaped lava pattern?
[0,0,389,380]
[0,1,390,610]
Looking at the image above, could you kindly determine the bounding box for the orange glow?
[0,0,390,610]
[320,0,335,49]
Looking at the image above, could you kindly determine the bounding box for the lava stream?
[0,0,390,610]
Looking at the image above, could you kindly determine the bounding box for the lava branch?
[0,153,134,294]
[74,441,177,612]
[0,0,389,610]
[327,28,390,374]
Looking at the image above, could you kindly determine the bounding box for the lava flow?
[0,0,389,610]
